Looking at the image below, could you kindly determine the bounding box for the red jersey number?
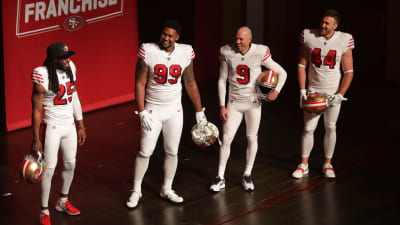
[154,64,182,84]
[311,48,337,69]
[236,65,250,84]
[53,82,74,105]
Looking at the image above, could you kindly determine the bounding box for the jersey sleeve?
[347,34,355,50]
[261,46,271,62]
[137,43,146,60]
[300,29,307,45]
[31,67,49,91]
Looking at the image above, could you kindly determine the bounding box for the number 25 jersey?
[301,29,355,93]
[138,43,195,106]
[31,61,77,125]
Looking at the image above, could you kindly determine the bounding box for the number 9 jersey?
[137,43,195,106]
[31,61,76,125]
[301,29,355,94]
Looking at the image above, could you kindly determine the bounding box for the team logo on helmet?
[302,92,329,114]
[191,122,220,147]
[64,16,84,31]
[256,70,278,100]
[19,152,46,184]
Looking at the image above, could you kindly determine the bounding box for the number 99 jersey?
[31,61,76,125]
[137,43,195,106]
[301,29,355,94]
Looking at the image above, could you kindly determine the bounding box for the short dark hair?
[323,9,341,25]
[162,20,182,35]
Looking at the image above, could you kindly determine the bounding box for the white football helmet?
[302,92,329,114]
[256,70,278,99]
[19,151,46,184]
[191,122,219,147]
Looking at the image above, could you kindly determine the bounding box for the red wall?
[2,0,138,131]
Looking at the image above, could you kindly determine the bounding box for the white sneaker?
[292,164,309,178]
[160,189,183,203]
[323,163,336,178]
[209,176,225,192]
[55,199,80,215]
[126,191,142,208]
[242,175,255,192]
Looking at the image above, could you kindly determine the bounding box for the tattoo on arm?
[183,61,195,84]
[135,58,149,82]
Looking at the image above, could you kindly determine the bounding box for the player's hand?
[195,107,208,127]
[299,89,307,108]
[77,127,87,146]
[31,140,43,155]
[265,90,279,102]
[139,110,153,131]
[328,93,347,107]
[219,106,228,121]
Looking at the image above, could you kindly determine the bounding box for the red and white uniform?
[301,29,355,95]
[137,43,194,157]
[138,42,194,106]
[31,61,76,125]
[217,43,287,177]
[300,29,355,159]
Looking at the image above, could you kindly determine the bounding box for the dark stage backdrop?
[1,0,138,131]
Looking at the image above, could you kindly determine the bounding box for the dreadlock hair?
[43,57,74,94]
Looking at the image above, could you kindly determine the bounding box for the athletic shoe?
[40,212,51,225]
[126,191,142,208]
[209,176,225,192]
[55,199,80,215]
[323,163,336,178]
[292,164,309,178]
[160,189,184,203]
[242,175,255,192]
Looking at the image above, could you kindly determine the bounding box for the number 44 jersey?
[138,43,195,106]
[31,61,76,125]
[301,28,355,93]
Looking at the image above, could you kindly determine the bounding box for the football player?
[209,26,287,192]
[292,9,355,179]
[31,43,87,225]
[127,20,207,208]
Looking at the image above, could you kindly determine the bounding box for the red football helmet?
[256,70,278,99]
[302,92,329,114]
[19,151,46,184]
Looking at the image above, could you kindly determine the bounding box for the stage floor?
[0,80,398,225]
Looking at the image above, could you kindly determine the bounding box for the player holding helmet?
[209,26,287,192]
[292,9,355,179]
[127,20,208,208]
[31,43,87,225]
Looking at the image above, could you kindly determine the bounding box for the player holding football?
[31,43,87,225]
[292,9,355,179]
[209,26,287,192]
[127,20,207,208]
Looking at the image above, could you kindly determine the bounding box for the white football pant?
[218,101,261,178]
[41,123,77,207]
[133,103,183,192]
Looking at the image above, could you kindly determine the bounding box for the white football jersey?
[31,61,77,125]
[301,29,355,93]
[138,42,195,106]
[220,43,274,102]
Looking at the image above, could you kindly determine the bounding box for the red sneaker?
[40,213,51,225]
[55,200,81,215]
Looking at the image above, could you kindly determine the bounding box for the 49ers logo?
[64,16,84,31]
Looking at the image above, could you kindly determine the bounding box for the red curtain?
[2,0,138,131]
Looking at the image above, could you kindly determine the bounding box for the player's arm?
[72,85,86,145]
[263,58,287,101]
[218,55,229,121]
[135,58,149,112]
[297,44,308,90]
[338,49,354,96]
[31,83,45,153]
[183,61,203,112]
